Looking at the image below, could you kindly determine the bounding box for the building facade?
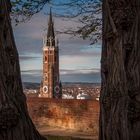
[39,9,62,98]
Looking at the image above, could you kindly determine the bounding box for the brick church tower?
[39,9,62,98]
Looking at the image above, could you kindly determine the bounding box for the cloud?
[21,69,42,75]
[21,68,100,75]
[60,54,100,70]
[13,13,101,56]
[19,55,41,61]
[21,69,101,83]
[21,74,42,83]
[60,72,101,83]
[60,68,100,75]
[13,12,101,83]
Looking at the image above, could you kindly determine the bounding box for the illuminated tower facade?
[39,9,62,98]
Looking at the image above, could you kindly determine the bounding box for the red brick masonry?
[27,98,99,134]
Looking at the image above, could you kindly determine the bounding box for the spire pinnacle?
[47,8,55,40]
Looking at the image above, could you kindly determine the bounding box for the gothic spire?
[47,8,55,42]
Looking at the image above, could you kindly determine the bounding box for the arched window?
[45,56,47,62]
[44,74,48,81]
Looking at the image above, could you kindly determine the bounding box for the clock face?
[54,85,60,94]
[43,86,48,93]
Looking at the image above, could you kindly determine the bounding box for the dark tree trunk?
[0,0,46,139]
[100,0,140,140]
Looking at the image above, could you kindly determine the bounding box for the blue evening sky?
[12,1,101,83]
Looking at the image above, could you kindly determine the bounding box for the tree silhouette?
[0,0,46,139]
[100,0,140,140]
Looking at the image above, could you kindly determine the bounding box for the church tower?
[39,9,62,98]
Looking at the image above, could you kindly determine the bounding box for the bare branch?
[11,0,102,43]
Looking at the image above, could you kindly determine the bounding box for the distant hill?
[62,82,101,87]
[23,82,101,89]
[23,82,40,89]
